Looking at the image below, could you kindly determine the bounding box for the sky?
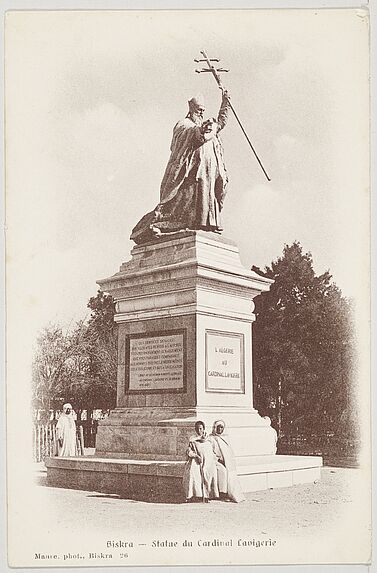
[6,9,369,338]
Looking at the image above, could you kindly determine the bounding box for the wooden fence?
[33,423,57,462]
[33,423,85,463]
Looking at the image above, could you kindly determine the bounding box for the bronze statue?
[130,91,231,244]
[130,51,270,245]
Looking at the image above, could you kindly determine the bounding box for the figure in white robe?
[208,420,245,503]
[56,403,77,457]
[182,421,219,503]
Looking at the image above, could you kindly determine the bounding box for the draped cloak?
[56,413,77,457]
[182,435,219,500]
[208,433,245,503]
[130,95,230,244]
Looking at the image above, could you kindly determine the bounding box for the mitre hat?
[188,94,205,111]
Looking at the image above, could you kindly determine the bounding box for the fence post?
[37,425,41,462]
[32,425,36,462]
[52,424,57,456]
[79,425,85,455]
[48,425,51,456]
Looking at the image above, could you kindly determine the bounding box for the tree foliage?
[252,242,356,440]
[32,322,89,416]
[84,291,118,412]
[32,292,117,417]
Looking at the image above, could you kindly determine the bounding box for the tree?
[83,291,117,414]
[32,321,90,420]
[32,291,117,419]
[252,242,356,442]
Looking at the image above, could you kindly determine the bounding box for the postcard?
[5,7,371,569]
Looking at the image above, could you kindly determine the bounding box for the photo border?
[2,1,373,573]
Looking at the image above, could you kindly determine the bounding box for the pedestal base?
[95,406,279,460]
[45,454,322,502]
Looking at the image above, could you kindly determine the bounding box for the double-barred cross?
[195,50,271,182]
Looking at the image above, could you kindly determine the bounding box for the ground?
[34,464,361,537]
[9,464,369,567]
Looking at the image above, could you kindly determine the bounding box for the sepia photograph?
[5,6,371,569]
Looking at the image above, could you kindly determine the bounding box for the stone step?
[236,454,322,472]
[45,454,322,501]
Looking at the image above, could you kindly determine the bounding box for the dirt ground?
[5,464,367,568]
[34,464,365,539]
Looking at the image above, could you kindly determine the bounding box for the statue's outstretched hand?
[222,89,231,103]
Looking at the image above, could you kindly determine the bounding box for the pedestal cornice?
[97,231,273,308]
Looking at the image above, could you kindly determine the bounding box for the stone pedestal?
[95,230,277,460]
[46,231,322,499]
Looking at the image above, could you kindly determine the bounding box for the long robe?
[182,436,219,500]
[209,433,245,503]
[56,413,77,457]
[130,95,230,244]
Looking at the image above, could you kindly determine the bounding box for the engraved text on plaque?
[126,331,186,393]
[205,330,244,393]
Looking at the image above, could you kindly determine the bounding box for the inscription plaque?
[205,330,245,393]
[125,330,186,394]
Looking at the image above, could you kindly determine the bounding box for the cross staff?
[195,50,271,182]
